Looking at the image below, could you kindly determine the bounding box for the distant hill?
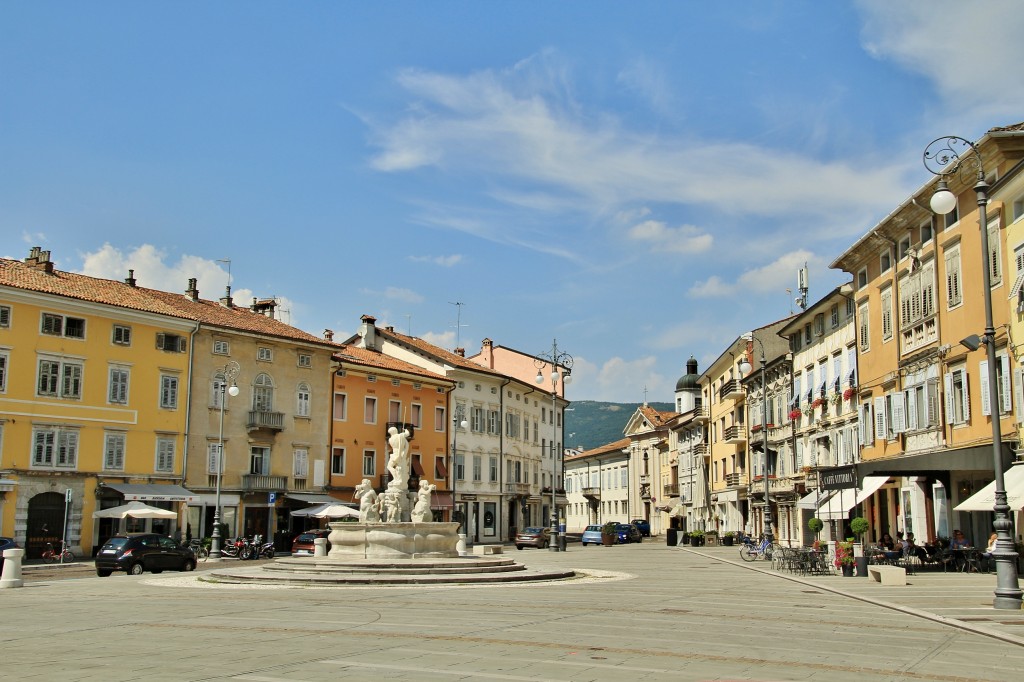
[564,400,674,451]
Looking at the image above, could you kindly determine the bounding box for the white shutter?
[891,392,906,433]
[980,361,991,416]
[874,396,887,441]
[1001,355,1012,414]
[944,373,954,424]
[207,443,221,474]
[962,370,971,422]
[293,449,308,478]
[313,459,325,487]
[905,389,918,431]
[1015,367,1024,423]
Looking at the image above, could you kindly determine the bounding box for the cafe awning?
[954,464,1024,511]
[855,476,890,504]
[103,483,196,503]
[817,489,857,521]
[285,492,341,505]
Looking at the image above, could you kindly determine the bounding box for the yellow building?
[0,249,194,557]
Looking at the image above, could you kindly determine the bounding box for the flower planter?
[601,534,615,547]
[841,564,855,577]
[681,534,691,545]
[722,535,734,546]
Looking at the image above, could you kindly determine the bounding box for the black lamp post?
[209,361,240,562]
[535,339,573,552]
[740,338,772,545]
[451,405,469,539]
[923,135,1021,609]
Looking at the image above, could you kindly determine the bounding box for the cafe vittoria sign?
[818,465,857,491]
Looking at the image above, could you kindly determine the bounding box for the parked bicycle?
[41,541,76,563]
[185,538,210,561]
[739,535,773,562]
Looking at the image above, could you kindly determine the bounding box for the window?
[213,340,229,355]
[945,367,970,425]
[847,346,857,386]
[988,214,1003,287]
[898,236,911,261]
[331,447,345,475]
[858,302,870,351]
[945,245,962,308]
[112,325,132,345]
[293,449,309,478]
[388,400,401,423]
[104,432,126,470]
[41,313,85,338]
[0,305,9,328]
[880,286,893,341]
[38,358,82,399]
[367,374,377,383]
[471,407,483,432]
[921,220,934,245]
[980,356,1013,416]
[250,446,270,475]
[160,375,179,409]
[455,454,465,481]
[473,455,482,481]
[364,396,377,424]
[857,267,868,290]
[880,249,891,274]
[253,373,274,411]
[156,333,186,352]
[32,427,79,468]
[296,383,311,417]
[208,443,222,474]
[830,304,839,329]
[944,202,959,228]
[333,393,347,420]
[108,366,129,404]
[489,455,498,482]
[435,406,446,431]
[804,324,812,345]
[0,351,7,392]
[488,410,499,434]
[363,449,376,476]
[257,347,273,362]
[903,369,938,431]
[155,438,176,472]
[813,313,825,337]
[298,353,312,368]
[411,403,422,428]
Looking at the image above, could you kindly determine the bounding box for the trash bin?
[558,535,567,551]
[855,556,869,578]
[666,528,678,546]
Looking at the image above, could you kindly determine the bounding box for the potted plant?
[681,531,692,545]
[843,387,856,401]
[689,530,704,547]
[807,517,823,548]
[835,541,856,576]
[601,521,617,546]
[704,529,718,546]
[849,517,870,577]
[810,397,824,409]
[789,408,802,421]
[722,531,736,547]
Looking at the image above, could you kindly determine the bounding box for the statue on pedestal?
[355,478,381,523]
[411,480,435,523]
[386,426,412,491]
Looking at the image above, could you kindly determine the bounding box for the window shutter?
[858,409,867,445]
[905,389,918,431]
[927,378,939,427]
[208,444,221,474]
[980,361,991,416]
[1001,355,1012,414]
[874,396,887,441]
[313,459,325,487]
[293,449,308,478]
[944,373,954,424]
[1016,367,1024,423]
[961,370,971,422]
[891,392,906,433]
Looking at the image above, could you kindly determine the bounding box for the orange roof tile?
[373,326,509,378]
[334,345,452,384]
[566,437,631,461]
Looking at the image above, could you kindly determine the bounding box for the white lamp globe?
[930,183,957,215]
[227,385,240,397]
[738,360,752,376]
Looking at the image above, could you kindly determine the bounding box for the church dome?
[675,356,699,391]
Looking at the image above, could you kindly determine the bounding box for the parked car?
[291,528,331,555]
[580,525,604,546]
[616,523,642,544]
[630,519,651,537]
[94,534,197,577]
[515,526,551,550]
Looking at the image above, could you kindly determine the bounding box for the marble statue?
[411,480,435,523]
[386,426,412,490]
[355,478,381,523]
[380,489,403,523]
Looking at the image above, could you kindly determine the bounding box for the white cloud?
[690,250,819,298]
[420,329,456,349]
[358,286,425,304]
[408,254,464,267]
[857,0,1024,122]
[628,219,713,254]
[568,354,667,404]
[22,230,46,245]
[76,243,300,327]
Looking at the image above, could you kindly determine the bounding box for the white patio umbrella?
[312,504,360,519]
[290,503,329,517]
[93,501,178,519]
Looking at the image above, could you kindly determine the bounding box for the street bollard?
[313,537,327,557]
[0,548,25,589]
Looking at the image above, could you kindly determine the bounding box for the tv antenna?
[449,301,468,349]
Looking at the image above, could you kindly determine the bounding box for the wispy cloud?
[689,250,821,298]
[569,354,667,404]
[408,254,464,267]
[358,286,425,304]
[628,219,713,254]
[22,230,46,245]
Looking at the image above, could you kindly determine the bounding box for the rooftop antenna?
[642,385,649,406]
[405,314,412,336]
[795,264,809,311]
[216,258,232,298]
[448,301,467,349]
[786,288,793,315]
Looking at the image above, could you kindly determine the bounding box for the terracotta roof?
[566,437,631,461]
[0,257,335,347]
[334,345,452,384]
[639,404,677,427]
[991,121,1024,132]
[374,327,508,378]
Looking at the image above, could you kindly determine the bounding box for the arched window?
[211,372,226,408]
[296,383,311,417]
[253,373,274,411]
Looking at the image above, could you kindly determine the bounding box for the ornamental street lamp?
[739,337,772,545]
[209,361,240,562]
[923,135,1022,610]
[535,339,573,552]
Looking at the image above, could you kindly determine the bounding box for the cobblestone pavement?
[4,541,1024,681]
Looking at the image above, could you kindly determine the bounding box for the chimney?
[219,285,234,308]
[357,315,377,350]
[480,338,494,368]
[185,278,199,301]
[324,329,334,342]
[384,326,395,332]
[250,298,277,319]
[454,347,465,357]
[125,269,137,287]
[25,246,54,274]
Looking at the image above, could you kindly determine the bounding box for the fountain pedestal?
[327,521,461,559]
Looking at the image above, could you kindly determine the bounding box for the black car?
[95,534,197,577]
[616,523,642,544]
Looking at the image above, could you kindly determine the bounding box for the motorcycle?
[220,537,243,558]
[239,535,270,560]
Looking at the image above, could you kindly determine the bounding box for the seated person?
[950,529,970,549]
[981,532,998,571]
[879,533,896,551]
[903,532,930,562]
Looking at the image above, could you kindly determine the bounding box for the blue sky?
[3,1,1024,402]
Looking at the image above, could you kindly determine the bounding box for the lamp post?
[451,405,469,549]
[923,135,1022,610]
[739,337,772,545]
[535,339,573,552]
[209,361,240,562]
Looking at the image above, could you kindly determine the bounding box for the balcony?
[723,424,746,444]
[664,482,679,497]
[720,378,744,401]
[582,486,601,500]
[692,406,710,423]
[768,477,804,495]
[724,472,744,487]
[247,410,285,431]
[692,443,708,456]
[505,482,530,496]
[241,474,287,492]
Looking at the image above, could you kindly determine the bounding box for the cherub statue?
[411,479,435,523]
[355,478,380,523]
